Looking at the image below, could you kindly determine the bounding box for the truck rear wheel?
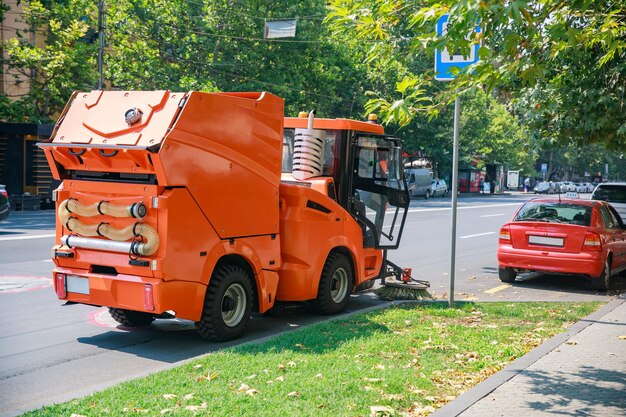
[195,264,253,342]
[312,252,354,315]
[108,308,155,327]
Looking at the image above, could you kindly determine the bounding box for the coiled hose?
[58,199,159,256]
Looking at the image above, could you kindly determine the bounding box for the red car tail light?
[143,284,155,311]
[583,232,602,251]
[499,226,511,242]
[55,273,67,299]
[0,190,7,198]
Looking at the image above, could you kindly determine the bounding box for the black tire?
[108,308,154,327]
[588,257,611,291]
[195,264,253,342]
[312,252,354,315]
[498,267,517,283]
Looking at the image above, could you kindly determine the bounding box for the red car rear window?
[514,202,592,226]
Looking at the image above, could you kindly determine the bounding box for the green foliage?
[326,0,626,151]
[1,0,98,122]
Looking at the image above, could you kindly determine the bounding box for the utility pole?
[97,0,105,90]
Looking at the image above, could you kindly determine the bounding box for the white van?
[405,168,433,199]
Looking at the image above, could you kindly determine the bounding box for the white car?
[430,179,448,197]
[579,182,595,193]
[590,182,626,221]
[534,181,557,194]
[560,181,577,192]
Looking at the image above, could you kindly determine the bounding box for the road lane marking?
[480,213,505,218]
[484,284,511,294]
[460,232,496,239]
[408,202,520,213]
[0,233,55,241]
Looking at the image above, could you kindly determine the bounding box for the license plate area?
[66,275,90,295]
[528,235,564,247]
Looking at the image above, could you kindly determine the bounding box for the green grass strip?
[23,302,601,417]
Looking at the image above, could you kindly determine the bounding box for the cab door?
[348,134,409,249]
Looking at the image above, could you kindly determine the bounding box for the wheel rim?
[221,283,246,327]
[330,267,349,303]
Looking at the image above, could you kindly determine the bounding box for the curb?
[429,293,626,417]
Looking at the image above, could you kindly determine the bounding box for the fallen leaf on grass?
[370,405,395,416]
[162,394,177,400]
[287,361,297,368]
[287,391,300,397]
[364,377,385,383]
[315,373,323,379]
[184,402,207,411]
[183,394,194,400]
[196,372,219,382]
[160,409,172,414]
[375,364,385,370]
[193,364,202,369]
[275,375,285,382]
[70,414,87,417]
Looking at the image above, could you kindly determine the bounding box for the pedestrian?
[524,177,530,193]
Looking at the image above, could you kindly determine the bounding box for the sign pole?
[449,89,460,308]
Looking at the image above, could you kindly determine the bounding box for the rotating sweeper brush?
[374,259,432,301]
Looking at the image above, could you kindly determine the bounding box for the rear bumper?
[497,246,604,277]
[53,267,206,321]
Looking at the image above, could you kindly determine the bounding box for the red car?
[497,197,626,291]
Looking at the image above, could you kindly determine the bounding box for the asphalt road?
[1,194,624,416]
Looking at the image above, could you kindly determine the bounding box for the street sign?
[541,163,547,173]
[435,14,481,81]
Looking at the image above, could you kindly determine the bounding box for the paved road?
[1,194,623,416]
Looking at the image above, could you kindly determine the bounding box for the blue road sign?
[435,14,481,81]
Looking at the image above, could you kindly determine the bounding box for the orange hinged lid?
[52,90,185,146]
[39,91,186,176]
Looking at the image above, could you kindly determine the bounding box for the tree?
[326,0,626,150]
[0,0,98,122]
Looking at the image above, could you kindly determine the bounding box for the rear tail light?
[583,232,602,251]
[499,226,511,242]
[143,284,155,311]
[0,189,7,198]
[55,273,67,299]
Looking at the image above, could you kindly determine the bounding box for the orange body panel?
[276,182,383,301]
[155,91,283,238]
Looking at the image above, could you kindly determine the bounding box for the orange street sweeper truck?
[40,90,414,341]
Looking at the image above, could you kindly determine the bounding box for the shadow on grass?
[75,296,421,361]
[523,366,626,415]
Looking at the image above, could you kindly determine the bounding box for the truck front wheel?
[108,308,154,327]
[312,252,354,315]
[195,264,253,342]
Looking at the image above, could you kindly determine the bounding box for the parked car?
[497,197,626,291]
[560,181,577,192]
[590,182,626,221]
[0,185,9,222]
[533,181,557,194]
[431,179,448,197]
[405,168,433,199]
[575,182,591,193]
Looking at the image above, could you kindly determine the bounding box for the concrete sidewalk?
[431,294,626,417]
